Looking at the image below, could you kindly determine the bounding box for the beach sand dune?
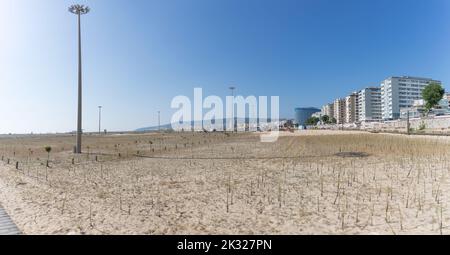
[0,131,449,235]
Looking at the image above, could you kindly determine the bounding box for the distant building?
[312,112,323,119]
[321,103,335,119]
[345,92,359,123]
[413,99,425,107]
[358,87,382,122]
[294,107,321,127]
[446,93,450,108]
[438,97,450,114]
[381,76,442,120]
[400,97,450,119]
[333,99,346,124]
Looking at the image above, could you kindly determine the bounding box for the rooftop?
[387,76,439,81]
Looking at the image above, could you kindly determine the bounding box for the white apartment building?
[358,87,381,122]
[400,97,450,119]
[345,92,358,123]
[381,76,442,120]
[334,98,346,124]
[321,103,335,119]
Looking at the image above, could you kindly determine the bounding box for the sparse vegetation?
[306,117,320,126]
[418,122,426,131]
[0,131,449,235]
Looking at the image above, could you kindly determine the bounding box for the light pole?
[158,111,161,131]
[229,86,236,97]
[229,86,236,132]
[69,4,90,154]
[98,106,102,135]
[406,110,410,135]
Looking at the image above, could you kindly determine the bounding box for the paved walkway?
[0,206,21,235]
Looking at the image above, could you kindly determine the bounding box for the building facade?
[358,87,382,122]
[400,98,450,119]
[345,92,359,123]
[381,76,442,120]
[321,103,335,119]
[334,99,346,124]
[311,112,323,119]
[294,107,321,127]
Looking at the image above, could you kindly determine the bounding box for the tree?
[330,117,337,124]
[422,83,445,114]
[306,117,320,126]
[321,115,330,124]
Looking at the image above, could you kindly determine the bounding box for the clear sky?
[1,0,450,134]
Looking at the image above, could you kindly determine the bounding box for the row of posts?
[1,155,19,170]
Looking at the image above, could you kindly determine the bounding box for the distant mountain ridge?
[135,118,278,132]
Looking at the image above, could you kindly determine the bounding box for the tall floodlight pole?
[158,111,161,131]
[69,4,90,154]
[98,106,102,135]
[229,86,236,97]
[229,86,236,132]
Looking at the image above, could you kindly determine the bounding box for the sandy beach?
[1,130,450,234]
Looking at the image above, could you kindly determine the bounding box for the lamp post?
[229,86,236,132]
[69,4,90,154]
[158,111,161,131]
[98,106,102,135]
[407,110,410,135]
[229,86,236,97]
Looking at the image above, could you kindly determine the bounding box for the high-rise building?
[381,76,442,120]
[334,98,346,124]
[321,103,335,119]
[358,87,382,122]
[345,92,359,123]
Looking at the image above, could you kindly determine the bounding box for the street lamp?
[158,111,161,131]
[69,4,90,154]
[98,106,102,135]
[229,86,236,97]
[229,86,236,132]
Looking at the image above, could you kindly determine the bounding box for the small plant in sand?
[44,146,52,181]
[44,146,52,167]
[418,122,426,131]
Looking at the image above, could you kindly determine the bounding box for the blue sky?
[1,0,450,133]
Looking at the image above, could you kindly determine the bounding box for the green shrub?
[418,122,426,131]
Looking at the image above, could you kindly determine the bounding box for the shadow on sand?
[334,152,370,158]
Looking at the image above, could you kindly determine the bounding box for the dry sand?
[1,130,450,235]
